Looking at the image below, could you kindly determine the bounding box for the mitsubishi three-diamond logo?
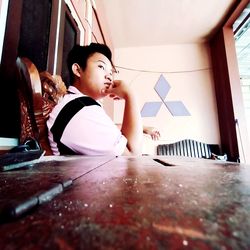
[141,74,190,117]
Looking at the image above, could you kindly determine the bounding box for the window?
[234,3,250,155]
[91,7,105,44]
[59,8,79,86]
[18,0,52,71]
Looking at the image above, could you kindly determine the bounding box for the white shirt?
[47,86,127,156]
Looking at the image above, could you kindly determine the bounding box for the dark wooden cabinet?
[0,0,80,138]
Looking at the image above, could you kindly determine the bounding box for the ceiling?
[96,0,237,48]
[95,0,250,79]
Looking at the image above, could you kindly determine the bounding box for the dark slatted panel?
[157,139,213,159]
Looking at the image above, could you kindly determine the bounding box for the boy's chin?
[97,92,108,100]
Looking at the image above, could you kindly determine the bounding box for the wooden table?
[0,155,250,249]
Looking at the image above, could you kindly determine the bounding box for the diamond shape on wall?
[164,101,191,116]
[154,74,171,100]
[141,102,162,117]
[141,74,190,117]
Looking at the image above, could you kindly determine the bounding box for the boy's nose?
[105,74,112,82]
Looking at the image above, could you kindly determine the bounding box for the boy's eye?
[98,65,105,70]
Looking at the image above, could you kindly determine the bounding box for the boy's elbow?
[126,146,142,156]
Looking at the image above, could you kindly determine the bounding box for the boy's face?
[78,52,113,100]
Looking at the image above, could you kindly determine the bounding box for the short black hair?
[67,43,112,85]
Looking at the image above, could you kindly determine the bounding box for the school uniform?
[47,86,127,156]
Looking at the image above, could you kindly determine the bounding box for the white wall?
[112,43,220,154]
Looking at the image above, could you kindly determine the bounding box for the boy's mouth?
[104,82,112,89]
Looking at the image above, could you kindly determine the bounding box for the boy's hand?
[104,80,132,100]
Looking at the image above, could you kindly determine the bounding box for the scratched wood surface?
[0,156,114,211]
[0,156,250,249]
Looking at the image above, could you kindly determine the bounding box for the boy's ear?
[72,63,81,77]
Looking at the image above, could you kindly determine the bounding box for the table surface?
[0,155,250,249]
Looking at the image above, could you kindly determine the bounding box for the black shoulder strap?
[51,96,100,155]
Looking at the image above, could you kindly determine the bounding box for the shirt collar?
[67,86,103,106]
[67,86,82,95]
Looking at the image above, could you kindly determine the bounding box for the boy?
[47,43,143,156]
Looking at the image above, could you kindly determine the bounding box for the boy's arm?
[121,91,143,155]
[104,80,143,155]
[116,124,161,141]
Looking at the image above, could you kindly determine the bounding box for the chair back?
[16,57,53,155]
[157,139,214,159]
